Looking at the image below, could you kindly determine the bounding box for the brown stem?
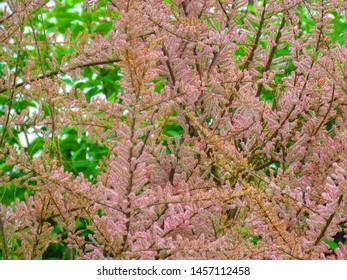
[217,0,230,28]
[0,59,121,94]
[312,85,335,136]
[313,195,343,246]
[0,207,8,260]
[243,0,267,71]
[256,17,286,97]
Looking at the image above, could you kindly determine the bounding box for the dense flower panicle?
[0,0,347,259]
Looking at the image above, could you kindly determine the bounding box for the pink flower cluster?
[0,0,346,259]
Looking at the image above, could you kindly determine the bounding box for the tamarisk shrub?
[0,0,347,259]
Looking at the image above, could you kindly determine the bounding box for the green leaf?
[71,146,86,162]
[27,137,45,156]
[324,240,339,250]
[94,22,112,34]
[162,123,183,137]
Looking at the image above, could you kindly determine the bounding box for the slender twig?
[313,195,344,246]
[243,0,267,71]
[217,0,230,28]
[0,59,121,94]
[312,85,335,136]
[256,17,286,97]
[0,207,8,260]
